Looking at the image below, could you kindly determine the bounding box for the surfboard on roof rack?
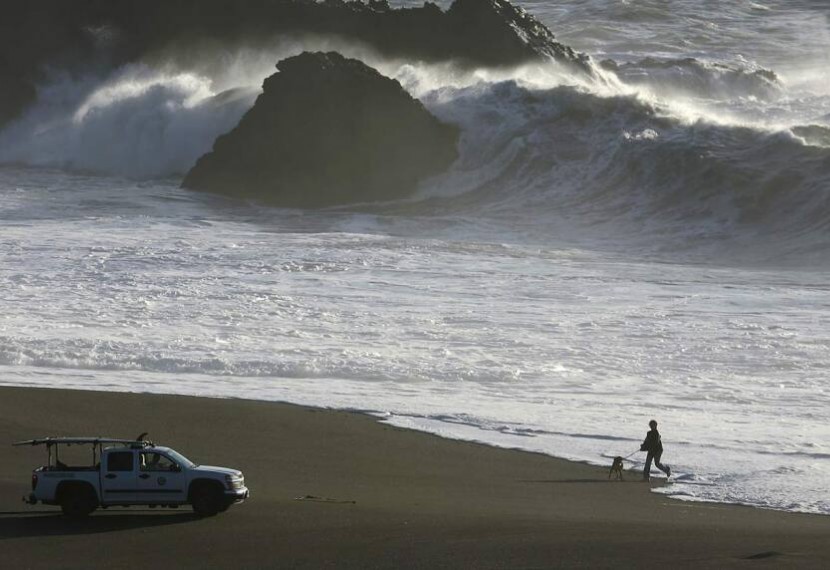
[13,437,152,447]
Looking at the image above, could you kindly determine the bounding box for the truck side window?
[107,451,134,472]
[140,453,178,472]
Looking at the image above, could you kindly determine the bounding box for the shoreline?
[2,385,829,568]
[2,380,815,516]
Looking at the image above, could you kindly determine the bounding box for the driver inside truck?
[140,452,177,472]
[140,453,162,471]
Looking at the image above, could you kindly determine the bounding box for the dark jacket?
[640,429,663,453]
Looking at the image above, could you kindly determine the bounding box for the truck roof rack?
[13,437,153,448]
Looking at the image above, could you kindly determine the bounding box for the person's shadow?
[0,509,201,538]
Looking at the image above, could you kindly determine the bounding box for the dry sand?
[1,386,827,568]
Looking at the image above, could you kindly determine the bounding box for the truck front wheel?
[190,482,223,517]
[59,485,98,518]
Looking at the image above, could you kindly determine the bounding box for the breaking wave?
[602,57,784,101]
[0,65,258,179]
[415,78,830,257]
[2,40,830,261]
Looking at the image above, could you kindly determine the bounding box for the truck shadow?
[0,510,201,538]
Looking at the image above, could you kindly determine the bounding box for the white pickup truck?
[14,436,249,517]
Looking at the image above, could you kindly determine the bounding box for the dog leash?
[622,449,640,460]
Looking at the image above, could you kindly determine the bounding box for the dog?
[608,456,625,480]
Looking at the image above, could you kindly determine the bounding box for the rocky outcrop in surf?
[181,52,459,208]
[0,59,36,127]
[0,0,588,129]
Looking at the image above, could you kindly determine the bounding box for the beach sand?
[1,386,827,568]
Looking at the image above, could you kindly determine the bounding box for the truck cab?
[102,446,191,505]
[16,437,249,517]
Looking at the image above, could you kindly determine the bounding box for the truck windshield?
[164,449,196,468]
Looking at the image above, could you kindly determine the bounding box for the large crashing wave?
[398,58,830,258]
[1,40,830,260]
[417,80,830,244]
[0,38,396,178]
[0,65,258,179]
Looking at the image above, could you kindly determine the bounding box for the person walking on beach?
[641,419,671,481]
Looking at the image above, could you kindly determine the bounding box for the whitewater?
[1,0,829,515]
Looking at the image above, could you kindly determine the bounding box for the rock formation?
[0,59,36,127]
[182,52,459,208]
[0,0,589,128]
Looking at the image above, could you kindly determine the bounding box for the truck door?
[101,450,138,503]
[137,452,187,503]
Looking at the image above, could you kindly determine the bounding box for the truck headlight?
[225,474,244,490]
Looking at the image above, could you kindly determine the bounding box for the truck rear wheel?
[190,482,223,517]
[59,485,98,518]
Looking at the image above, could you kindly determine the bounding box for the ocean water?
[2,0,830,514]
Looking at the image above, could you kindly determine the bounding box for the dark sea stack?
[181,52,460,208]
[444,0,588,68]
[0,60,36,126]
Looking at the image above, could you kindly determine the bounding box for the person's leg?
[654,451,671,476]
[643,452,654,480]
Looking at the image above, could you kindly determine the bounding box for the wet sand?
[1,386,827,568]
